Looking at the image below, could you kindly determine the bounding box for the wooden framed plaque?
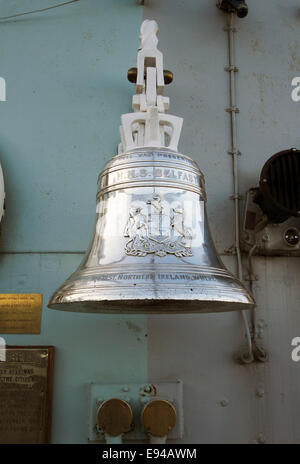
[0,346,54,444]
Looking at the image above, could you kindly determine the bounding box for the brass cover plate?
[0,294,42,334]
[97,398,133,436]
[142,399,177,437]
[0,346,54,444]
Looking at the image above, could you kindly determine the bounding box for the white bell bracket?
[119,19,183,154]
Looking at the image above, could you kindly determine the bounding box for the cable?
[0,0,80,21]
[225,12,253,362]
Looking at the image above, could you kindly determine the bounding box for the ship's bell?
[48,20,254,314]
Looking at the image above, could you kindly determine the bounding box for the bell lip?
[47,298,254,314]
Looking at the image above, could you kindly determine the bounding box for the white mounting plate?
[87,380,183,442]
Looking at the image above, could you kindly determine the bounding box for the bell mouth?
[48,298,254,314]
[48,259,255,314]
[47,268,254,314]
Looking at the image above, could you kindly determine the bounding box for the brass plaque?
[0,294,42,334]
[0,346,54,444]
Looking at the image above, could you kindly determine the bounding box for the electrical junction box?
[87,380,183,442]
[241,188,300,256]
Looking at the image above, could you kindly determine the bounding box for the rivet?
[257,433,266,444]
[220,398,229,407]
[122,385,129,392]
[256,388,265,398]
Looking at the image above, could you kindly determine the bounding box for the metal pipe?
[247,243,258,341]
[226,12,253,361]
[243,190,268,360]
[149,435,167,444]
[105,433,123,444]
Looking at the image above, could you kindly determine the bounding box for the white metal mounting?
[119,20,183,154]
[241,189,300,256]
[87,380,184,442]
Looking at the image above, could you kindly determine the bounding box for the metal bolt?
[256,388,265,398]
[262,178,268,183]
[220,398,229,407]
[122,385,129,392]
[143,384,152,393]
[257,433,266,444]
[262,234,269,242]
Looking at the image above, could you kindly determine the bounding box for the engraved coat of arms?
[124,194,193,257]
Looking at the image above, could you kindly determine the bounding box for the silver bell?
[48,20,254,314]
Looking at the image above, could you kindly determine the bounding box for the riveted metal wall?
[145,0,300,444]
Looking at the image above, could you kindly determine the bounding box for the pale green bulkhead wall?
[0,0,146,443]
[0,0,300,445]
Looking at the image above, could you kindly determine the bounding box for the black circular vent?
[254,148,300,223]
